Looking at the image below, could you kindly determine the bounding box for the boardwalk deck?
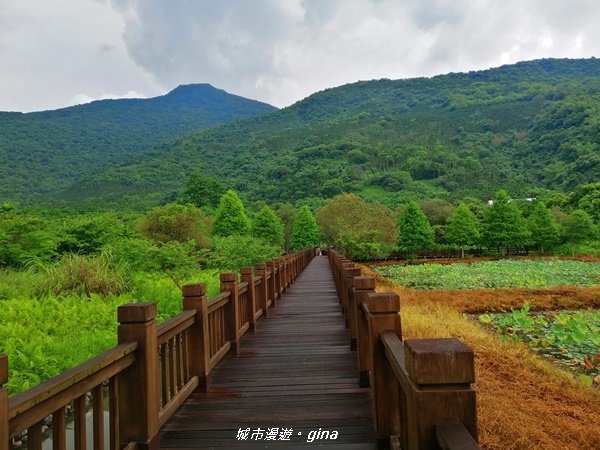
[159,256,375,449]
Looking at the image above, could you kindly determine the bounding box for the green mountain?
[0,84,276,202]
[4,59,600,208]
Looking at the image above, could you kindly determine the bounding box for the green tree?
[445,203,480,257]
[208,235,282,271]
[139,203,212,247]
[482,190,531,253]
[527,201,560,253]
[212,190,251,237]
[316,193,397,259]
[397,201,434,257]
[252,205,284,247]
[290,205,320,250]
[275,203,297,251]
[180,173,226,210]
[0,213,58,267]
[563,209,596,255]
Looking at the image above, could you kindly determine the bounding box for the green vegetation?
[397,201,434,255]
[446,203,480,257]
[0,189,292,395]
[479,306,600,384]
[374,260,600,290]
[0,84,275,204]
[252,205,284,247]
[482,190,530,251]
[316,193,397,260]
[213,190,252,237]
[2,58,594,208]
[290,206,321,250]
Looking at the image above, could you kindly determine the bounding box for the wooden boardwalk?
[159,256,375,449]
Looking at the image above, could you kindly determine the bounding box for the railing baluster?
[93,385,104,450]
[169,337,177,396]
[53,407,67,450]
[28,421,44,450]
[74,396,87,450]
[109,376,120,450]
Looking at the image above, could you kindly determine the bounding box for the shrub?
[33,253,130,297]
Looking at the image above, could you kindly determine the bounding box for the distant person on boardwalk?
[316,247,322,256]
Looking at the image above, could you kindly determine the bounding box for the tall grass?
[31,252,130,297]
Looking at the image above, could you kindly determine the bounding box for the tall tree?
[212,190,251,237]
[397,201,434,257]
[139,203,212,247]
[482,190,530,253]
[316,193,397,260]
[527,201,560,253]
[252,205,284,247]
[275,203,297,252]
[445,203,480,258]
[180,173,226,210]
[563,209,596,256]
[290,205,320,250]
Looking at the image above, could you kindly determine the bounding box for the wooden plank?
[436,423,480,449]
[159,256,375,448]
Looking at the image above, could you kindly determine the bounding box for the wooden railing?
[328,250,480,450]
[1,249,315,450]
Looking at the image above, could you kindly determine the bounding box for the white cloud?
[2,0,600,111]
[69,90,145,106]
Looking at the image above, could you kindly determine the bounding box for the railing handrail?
[157,309,196,345]
[8,342,137,437]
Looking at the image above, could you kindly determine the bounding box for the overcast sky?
[1,0,599,112]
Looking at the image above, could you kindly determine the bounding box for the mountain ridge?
[0,83,276,202]
[2,58,600,208]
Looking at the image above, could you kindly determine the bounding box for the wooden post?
[266,261,277,307]
[182,284,211,392]
[117,303,160,450]
[255,263,269,316]
[345,267,362,335]
[220,273,241,352]
[276,258,283,298]
[240,268,257,330]
[403,339,477,450]
[1,355,8,450]
[340,262,354,312]
[365,292,402,449]
[354,277,376,387]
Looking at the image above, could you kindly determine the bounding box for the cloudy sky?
[1,0,598,112]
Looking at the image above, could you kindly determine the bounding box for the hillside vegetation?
[0,84,276,203]
[41,58,600,207]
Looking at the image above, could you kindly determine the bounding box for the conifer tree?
[212,190,251,237]
[527,201,559,253]
[252,205,284,247]
[563,209,596,256]
[397,201,434,257]
[482,190,530,253]
[290,205,320,250]
[446,203,480,257]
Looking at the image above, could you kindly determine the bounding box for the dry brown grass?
[359,264,600,450]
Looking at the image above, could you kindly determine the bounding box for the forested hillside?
[64,58,600,207]
[0,84,276,202]
[2,58,600,207]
